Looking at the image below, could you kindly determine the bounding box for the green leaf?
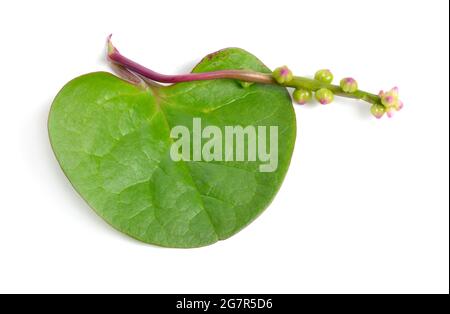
[48,48,296,248]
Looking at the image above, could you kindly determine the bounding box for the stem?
[107,37,274,84]
[285,77,380,105]
[107,36,381,105]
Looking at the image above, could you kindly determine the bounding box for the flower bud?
[370,104,386,119]
[340,77,358,93]
[380,87,399,107]
[315,88,334,105]
[395,100,404,111]
[378,87,403,117]
[272,66,293,84]
[386,106,395,118]
[293,89,312,105]
[239,81,254,89]
[314,69,333,83]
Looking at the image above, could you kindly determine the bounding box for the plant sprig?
[107,36,403,119]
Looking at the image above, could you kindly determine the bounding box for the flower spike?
[106,36,402,119]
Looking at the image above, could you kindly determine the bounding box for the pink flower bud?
[370,104,386,119]
[272,66,293,84]
[386,107,395,118]
[340,77,359,93]
[395,100,404,111]
[315,88,334,105]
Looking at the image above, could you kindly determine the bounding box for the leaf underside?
[48,48,296,248]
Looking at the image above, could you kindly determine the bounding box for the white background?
[0,0,448,294]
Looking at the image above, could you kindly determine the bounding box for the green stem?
[283,76,380,105]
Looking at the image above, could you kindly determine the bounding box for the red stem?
[107,36,274,85]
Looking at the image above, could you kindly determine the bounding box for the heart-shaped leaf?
[49,48,296,247]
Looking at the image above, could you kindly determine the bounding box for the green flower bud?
[293,89,312,105]
[314,69,333,83]
[272,66,293,84]
[315,88,334,105]
[340,77,358,93]
[370,104,386,119]
[239,81,254,89]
